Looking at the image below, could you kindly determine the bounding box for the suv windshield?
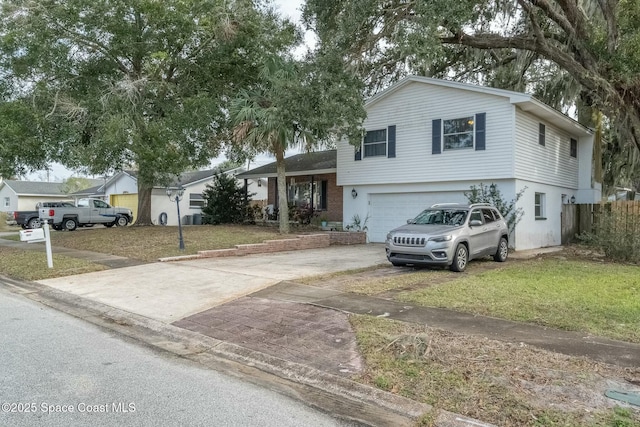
[412,209,468,226]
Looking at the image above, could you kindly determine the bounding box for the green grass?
[0,246,107,280]
[41,224,283,262]
[0,224,286,280]
[398,258,640,343]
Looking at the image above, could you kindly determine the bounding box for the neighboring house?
[339,76,601,250]
[0,180,90,213]
[152,167,266,226]
[86,167,264,226]
[237,150,343,222]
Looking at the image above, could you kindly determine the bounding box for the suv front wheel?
[450,243,468,272]
[493,237,508,262]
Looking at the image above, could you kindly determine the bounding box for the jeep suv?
[385,203,509,272]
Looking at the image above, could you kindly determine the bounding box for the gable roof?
[368,76,592,136]
[71,184,105,197]
[2,180,67,197]
[2,180,66,197]
[237,150,337,179]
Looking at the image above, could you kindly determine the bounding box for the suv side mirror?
[469,219,482,227]
[406,219,415,224]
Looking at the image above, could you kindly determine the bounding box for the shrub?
[578,205,640,264]
[464,183,526,238]
[201,172,252,224]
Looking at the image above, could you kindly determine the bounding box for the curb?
[0,275,495,427]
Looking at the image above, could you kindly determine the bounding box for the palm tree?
[230,54,366,233]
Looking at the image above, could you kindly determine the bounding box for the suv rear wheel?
[450,243,468,272]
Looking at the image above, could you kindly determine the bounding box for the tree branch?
[597,0,619,54]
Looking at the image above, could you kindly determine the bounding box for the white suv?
[385,203,509,272]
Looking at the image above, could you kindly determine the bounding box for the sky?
[27,0,307,182]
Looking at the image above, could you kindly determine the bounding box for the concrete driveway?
[37,245,387,323]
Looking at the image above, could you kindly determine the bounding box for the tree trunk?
[136,181,153,226]
[275,150,289,234]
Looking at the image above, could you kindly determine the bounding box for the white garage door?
[368,192,465,242]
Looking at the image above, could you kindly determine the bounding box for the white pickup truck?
[38,198,133,231]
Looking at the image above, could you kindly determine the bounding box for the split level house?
[340,76,601,250]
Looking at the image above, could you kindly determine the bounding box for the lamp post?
[166,185,185,251]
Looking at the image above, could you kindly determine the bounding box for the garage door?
[110,193,138,224]
[368,192,465,242]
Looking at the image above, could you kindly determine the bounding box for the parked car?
[385,203,509,272]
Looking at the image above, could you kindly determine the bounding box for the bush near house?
[201,173,253,225]
[465,182,526,237]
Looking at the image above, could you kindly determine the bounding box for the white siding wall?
[150,181,212,226]
[0,186,17,212]
[337,81,516,186]
[105,175,137,198]
[514,179,577,250]
[514,108,579,188]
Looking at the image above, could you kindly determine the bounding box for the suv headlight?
[386,233,393,241]
[429,235,452,242]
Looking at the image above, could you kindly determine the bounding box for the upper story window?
[570,138,577,158]
[443,116,474,150]
[363,129,387,157]
[3,197,9,208]
[538,123,546,146]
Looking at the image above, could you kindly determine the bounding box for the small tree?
[464,183,526,237]
[201,173,251,225]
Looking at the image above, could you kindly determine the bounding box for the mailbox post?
[19,222,53,268]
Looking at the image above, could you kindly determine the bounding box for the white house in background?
[76,167,266,226]
[0,179,100,213]
[152,166,267,226]
[339,76,601,250]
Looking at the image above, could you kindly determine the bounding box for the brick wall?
[162,231,367,261]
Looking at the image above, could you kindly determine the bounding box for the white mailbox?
[19,228,46,243]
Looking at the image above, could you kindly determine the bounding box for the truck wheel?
[63,218,78,231]
[115,215,129,227]
[27,218,42,229]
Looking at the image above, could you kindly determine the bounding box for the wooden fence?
[561,201,640,244]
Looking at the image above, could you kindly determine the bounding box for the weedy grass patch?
[351,315,640,427]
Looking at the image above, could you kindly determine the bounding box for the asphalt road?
[0,287,352,427]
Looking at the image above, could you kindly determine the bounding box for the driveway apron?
[36,245,388,323]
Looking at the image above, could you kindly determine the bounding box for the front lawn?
[397,258,640,343]
[0,224,285,280]
[43,224,283,262]
[0,246,107,280]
